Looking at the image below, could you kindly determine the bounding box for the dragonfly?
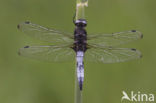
[17,19,143,91]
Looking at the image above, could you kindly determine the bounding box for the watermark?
[121,91,155,102]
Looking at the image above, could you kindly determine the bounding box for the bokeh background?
[0,0,156,103]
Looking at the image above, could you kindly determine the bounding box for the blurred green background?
[0,0,156,103]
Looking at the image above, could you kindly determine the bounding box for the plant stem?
[75,0,88,20]
[75,1,88,103]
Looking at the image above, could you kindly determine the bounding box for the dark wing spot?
[141,33,143,38]
[131,48,136,51]
[140,54,143,58]
[131,30,136,32]
[25,21,30,24]
[24,46,30,48]
[108,46,113,48]
[17,24,20,29]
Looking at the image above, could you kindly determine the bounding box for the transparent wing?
[17,21,73,44]
[84,46,142,63]
[18,45,75,62]
[87,30,143,47]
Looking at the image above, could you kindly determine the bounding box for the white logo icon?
[121,91,131,101]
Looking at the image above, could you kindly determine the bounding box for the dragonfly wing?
[84,46,142,63]
[87,30,143,47]
[17,21,73,44]
[18,45,75,62]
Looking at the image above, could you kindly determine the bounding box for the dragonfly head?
[75,19,87,28]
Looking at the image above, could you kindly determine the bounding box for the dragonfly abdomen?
[76,51,84,90]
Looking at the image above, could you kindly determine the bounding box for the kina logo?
[121,91,154,102]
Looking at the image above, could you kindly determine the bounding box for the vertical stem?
[75,0,88,20]
[75,1,88,103]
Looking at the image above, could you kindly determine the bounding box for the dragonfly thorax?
[73,19,87,52]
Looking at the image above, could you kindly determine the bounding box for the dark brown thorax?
[72,19,87,52]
